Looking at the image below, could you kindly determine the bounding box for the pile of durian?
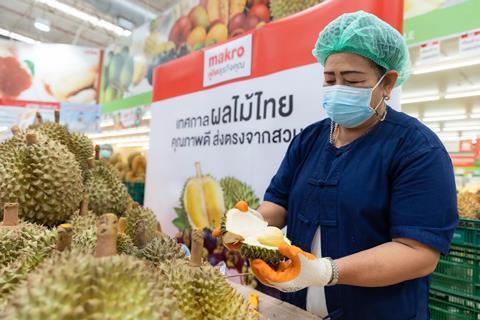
[0,114,258,319]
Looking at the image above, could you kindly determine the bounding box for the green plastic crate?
[429,289,480,320]
[453,219,480,248]
[123,182,145,205]
[431,245,480,300]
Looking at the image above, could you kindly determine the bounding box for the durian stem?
[118,217,127,233]
[2,203,19,226]
[56,224,72,252]
[190,229,204,267]
[94,145,100,160]
[34,112,43,125]
[156,221,162,233]
[134,220,147,249]
[194,161,203,178]
[95,213,118,257]
[10,125,20,136]
[26,132,38,145]
[87,157,95,169]
[54,110,60,124]
[79,193,89,216]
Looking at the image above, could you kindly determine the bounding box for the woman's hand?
[250,245,333,292]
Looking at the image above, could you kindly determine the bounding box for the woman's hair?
[368,59,387,78]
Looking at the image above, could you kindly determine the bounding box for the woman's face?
[323,52,398,109]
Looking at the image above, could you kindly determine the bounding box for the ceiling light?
[445,90,480,100]
[0,27,39,44]
[401,95,440,104]
[443,125,480,132]
[413,57,480,75]
[34,19,50,32]
[36,0,131,37]
[424,110,466,117]
[423,115,467,122]
[471,113,480,119]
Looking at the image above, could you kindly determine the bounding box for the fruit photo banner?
[146,0,403,236]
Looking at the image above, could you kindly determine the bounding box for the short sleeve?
[264,134,303,210]
[389,147,458,255]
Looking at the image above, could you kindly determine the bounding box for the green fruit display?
[124,204,159,245]
[0,132,84,226]
[3,252,185,319]
[158,259,257,320]
[270,0,324,20]
[86,162,130,216]
[219,177,260,210]
[0,221,56,305]
[134,234,186,266]
[68,212,134,255]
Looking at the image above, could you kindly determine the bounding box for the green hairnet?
[312,11,410,86]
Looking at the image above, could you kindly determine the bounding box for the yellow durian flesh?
[183,178,209,229]
[257,226,290,247]
[202,176,225,228]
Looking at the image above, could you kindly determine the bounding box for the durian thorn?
[95,213,118,257]
[10,125,20,136]
[56,224,73,252]
[94,145,100,160]
[2,203,19,227]
[79,193,89,216]
[194,161,203,178]
[190,229,204,267]
[34,112,43,125]
[54,109,60,124]
[134,219,147,249]
[26,132,38,145]
[117,217,127,234]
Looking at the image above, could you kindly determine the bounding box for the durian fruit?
[270,0,324,20]
[220,176,260,210]
[0,203,56,305]
[124,203,160,246]
[3,214,184,320]
[68,211,134,255]
[86,159,130,216]
[0,132,83,226]
[157,229,257,320]
[69,132,94,183]
[125,153,147,182]
[182,162,225,229]
[134,234,186,266]
[458,191,480,219]
[221,201,290,265]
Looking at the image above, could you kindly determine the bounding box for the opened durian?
[270,0,324,20]
[86,159,130,216]
[0,131,83,226]
[221,201,290,265]
[220,176,260,210]
[157,229,257,320]
[0,204,56,305]
[182,162,225,229]
[2,213,185,320]
[124,203,160,246]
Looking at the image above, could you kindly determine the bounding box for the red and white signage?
[419,40,441,62]
[204,34,253,87]
[146,0,404,236]
[459,30,480,55]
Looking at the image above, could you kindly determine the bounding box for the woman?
[248,11,458,320]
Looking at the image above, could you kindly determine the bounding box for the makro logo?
[208,45,246,67]
[204,34,252,87]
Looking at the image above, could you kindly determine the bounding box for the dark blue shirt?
[264,107,458,320]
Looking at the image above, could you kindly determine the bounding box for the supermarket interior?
[0,0,479,319]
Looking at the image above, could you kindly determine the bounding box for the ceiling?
[0,0,178,48]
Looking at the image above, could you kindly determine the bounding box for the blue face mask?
[322,74,386,128]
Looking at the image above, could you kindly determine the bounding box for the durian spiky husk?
[158,259,257,320]
[69,132,93,183]
[3,251,185,319]
[458,191,480,219]
[240,242,284,265]
[0,132,84,226]
[134,234,186,266]
[219,177,259,210]
[86,161,130,216]
[0,223,56,305]
[68,211,134,254]
[124,204,159,244]
[270,0,324,20]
